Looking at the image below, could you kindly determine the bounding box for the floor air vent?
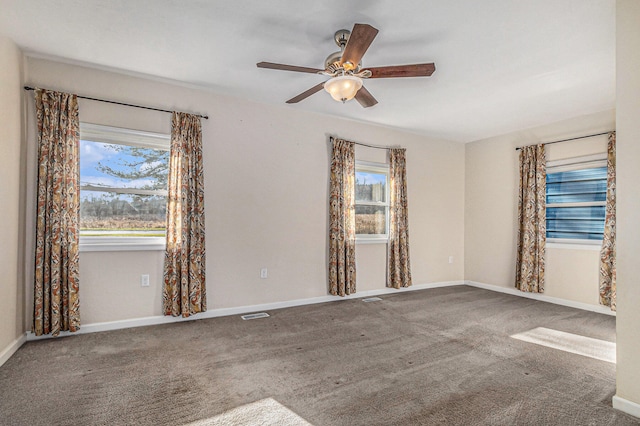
[241,312,270,320]
[362,297,383,302]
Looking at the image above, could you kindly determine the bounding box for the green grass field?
[80,218,165,236]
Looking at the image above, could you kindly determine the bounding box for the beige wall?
[23,57,465,325]
[8,8,640,413]
[0,35,25,352]
[615,0,640,408]
[464,109,614,307]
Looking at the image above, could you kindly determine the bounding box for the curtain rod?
[23,86,209,120]
[515,131,614,151]
[354,141,392,150]
[330,136,400,151]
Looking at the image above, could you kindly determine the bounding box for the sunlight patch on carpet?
[182,398,313,426]
[510,327,615,363]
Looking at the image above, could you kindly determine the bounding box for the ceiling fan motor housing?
[325,29,360,72]
[334,29,350,48]
[324,51,343,70]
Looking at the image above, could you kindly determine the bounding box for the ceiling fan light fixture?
[324,75,363,103]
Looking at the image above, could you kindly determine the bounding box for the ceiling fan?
[257,23,436,108]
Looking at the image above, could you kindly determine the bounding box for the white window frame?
[546,153,607,248]
[79,123,170,252]
[355,161,390,244]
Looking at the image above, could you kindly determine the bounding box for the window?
[355,161,389,243]
[546,153,607,243]
[79,123,170,251]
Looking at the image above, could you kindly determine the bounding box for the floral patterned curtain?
[328,138,356,296]
[33,89,81,336]
[515,144,546,293]
[163,112,206,317]
[599,132,616,310]
[388,148,412,289]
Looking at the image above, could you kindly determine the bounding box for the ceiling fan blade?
[366,63,436,78]
[340,24,379,70]
[355,86,378,108]
[286,82,325,104]
[257,62,324,74]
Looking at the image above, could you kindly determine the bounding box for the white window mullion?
[547,201,606,208]
[80,184,167,197]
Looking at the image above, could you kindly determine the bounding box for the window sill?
[547,240,602,251]
[356,237,389,245]
[79,237,165,252]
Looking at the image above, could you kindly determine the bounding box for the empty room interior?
[1,1,640,424]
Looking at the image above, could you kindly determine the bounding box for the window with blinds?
[546,154,607,241]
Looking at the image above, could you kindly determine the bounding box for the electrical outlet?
[448,256,454,264]
[141,274,150,287]
[260,268,268,279]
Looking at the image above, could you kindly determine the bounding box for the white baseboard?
[24,279,614,342]
[465,280,616,316]
[613,395,640,419]
[0,334,27,368]
[26,280,465,341]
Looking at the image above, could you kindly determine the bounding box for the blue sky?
[356,171,386,186]
[80,140,163,190]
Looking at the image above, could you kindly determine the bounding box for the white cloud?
[80,141,117,166]
[80,176,123,188]
[129,178,156,188]
[81,176,158,190]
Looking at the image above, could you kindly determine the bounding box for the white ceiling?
[0,0,615,142]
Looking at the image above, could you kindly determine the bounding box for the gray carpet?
[0,285,637,425]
